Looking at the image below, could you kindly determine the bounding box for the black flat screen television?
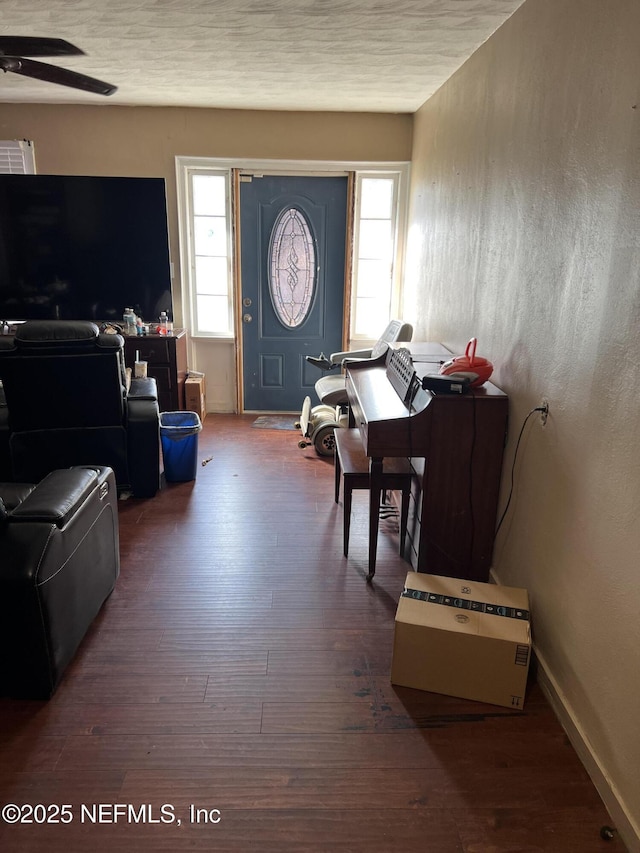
[0,174,173,325]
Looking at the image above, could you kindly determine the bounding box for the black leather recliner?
[0,465,120,699]
[0,320,160,497]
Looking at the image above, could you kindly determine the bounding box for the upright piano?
[345,345,508,582]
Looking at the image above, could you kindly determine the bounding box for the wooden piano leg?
[368,457,383,581]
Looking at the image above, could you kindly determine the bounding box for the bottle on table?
[123,308,137,336]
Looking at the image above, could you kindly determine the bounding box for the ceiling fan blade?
[0,36,84,58]
[2,57,116,96]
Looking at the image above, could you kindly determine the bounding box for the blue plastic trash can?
[160,411,203,482]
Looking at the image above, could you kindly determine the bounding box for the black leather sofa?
[0,320,160,497]
[0,465,120,699]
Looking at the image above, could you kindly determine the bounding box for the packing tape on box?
[402,586,530,621]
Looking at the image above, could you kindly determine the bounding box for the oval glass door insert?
[268,207,316,328]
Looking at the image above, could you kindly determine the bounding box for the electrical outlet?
[540,398,549,427]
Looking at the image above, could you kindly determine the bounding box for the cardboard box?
[185,375,207,423]
[391,572,531,709]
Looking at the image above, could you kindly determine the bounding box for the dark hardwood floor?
[0,414,625,852]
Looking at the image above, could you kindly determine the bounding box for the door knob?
[243,313,253,323]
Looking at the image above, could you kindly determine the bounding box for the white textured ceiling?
[0,0,524,112]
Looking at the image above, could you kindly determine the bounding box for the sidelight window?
[351,172,405,339]
[180,168,234,337]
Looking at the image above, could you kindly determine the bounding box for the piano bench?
[333,428,412,573]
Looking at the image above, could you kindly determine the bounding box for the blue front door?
[240,174,348,411]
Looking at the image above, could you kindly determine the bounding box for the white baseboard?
[490,569,638,853]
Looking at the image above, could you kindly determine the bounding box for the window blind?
[0,140,36,174]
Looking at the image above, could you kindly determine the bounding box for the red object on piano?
[439,338,493,387]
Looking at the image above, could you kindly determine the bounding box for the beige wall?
[0,104,412,410]
[405,0,640,847]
